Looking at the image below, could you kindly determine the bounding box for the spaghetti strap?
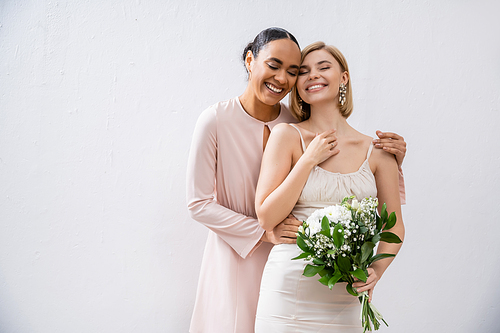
[289,124,307,152]
[366,143,374,159]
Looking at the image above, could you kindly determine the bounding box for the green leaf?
[318,269,328,277]
[380,203,388,221]
[351,268,367,282]
[346,283,358,296]
[313,258,325,265]
[319,230,331,238]
[296,237,310,252]
[328,271,342,289]
[332,224,344,248]
[297,228,306,238]
[359,226,368,233]
[318,274,331,286]
[353,253,362,267]
[303,264,325,277]
[297,230,307,239]
[361,242,375,263]
[321,216,330,232]
[371,233,381,244]
[367,253,396,265]
[380,232,402,244]
[291,252,311,260]
[383,211,397,230]
[336,255,351,272]
[376,214,383,231]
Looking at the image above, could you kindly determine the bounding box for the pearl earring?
[339,83,347,106]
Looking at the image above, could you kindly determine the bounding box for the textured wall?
[1,1,499,332]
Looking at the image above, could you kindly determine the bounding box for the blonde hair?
[290,42,354,121]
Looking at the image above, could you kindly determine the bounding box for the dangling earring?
[298,95,303,112]
[339,83,347,106]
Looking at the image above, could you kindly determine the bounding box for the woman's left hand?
[352,267,379,302]
[372,131,407,167]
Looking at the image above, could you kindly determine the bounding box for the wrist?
[262,229,278,244]
[298,153,318,169]
[369,262,387,280]
[260,230,269,243]
[261,230,273,243]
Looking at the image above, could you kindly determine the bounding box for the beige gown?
[255,124,378,332]
[186,97,296,333]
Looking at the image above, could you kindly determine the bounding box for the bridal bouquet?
[292,196,402,332]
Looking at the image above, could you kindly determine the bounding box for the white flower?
[305,212,323,236]
[351,199,359,210]
[324,206,342,223]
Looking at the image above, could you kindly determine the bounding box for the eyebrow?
[300,60,333,69]
[269,57,300,69]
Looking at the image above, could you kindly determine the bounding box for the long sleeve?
[186,106,264,259]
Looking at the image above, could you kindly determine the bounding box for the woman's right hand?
[302,129,339,166]
[263,214,302,245]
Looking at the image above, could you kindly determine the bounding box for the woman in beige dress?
[254,42,405,332]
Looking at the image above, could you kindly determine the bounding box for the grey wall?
[1,1,499,332]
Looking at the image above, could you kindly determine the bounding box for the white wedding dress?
[255,125,378,332]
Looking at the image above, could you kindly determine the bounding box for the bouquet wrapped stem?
[292,196,402,332]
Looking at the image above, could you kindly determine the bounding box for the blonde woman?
[254,42,405,332]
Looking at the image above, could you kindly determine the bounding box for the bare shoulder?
[272,122,299,133]
[270,123,301,141]
[267,123,304,162]
[370,140,398,171]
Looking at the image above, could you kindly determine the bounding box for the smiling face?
[297,49,348,108]
[246,39,301,106]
